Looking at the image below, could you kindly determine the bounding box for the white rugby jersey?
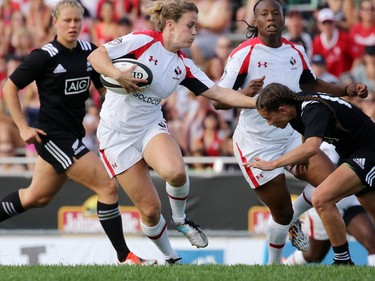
[100,30,215,134]
[219,37,316,142]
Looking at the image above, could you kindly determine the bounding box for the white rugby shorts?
[233,125,302,189]
[303,195,360,240]
[97,117,170,177]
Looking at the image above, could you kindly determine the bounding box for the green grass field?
[1,264,374,281]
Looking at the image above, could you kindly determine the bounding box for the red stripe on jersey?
[269,242,285,249]
[238,46,252,77]
[129,30,161,58]
[282,38,309,70]
[99,149,115,177]
[235,142,260,188]
[147,221,167,240]
[230,37,260,58]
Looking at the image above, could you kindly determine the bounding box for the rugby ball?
[100,58,153,94]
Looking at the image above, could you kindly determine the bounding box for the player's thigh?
[254,174,293,224]
[357,192,375,222]
[144,133,186,181]
[299,150,336,187]
[66,151,117,194]
[346,211,375,248]
[20,156,67,207]
[313,165,363,205]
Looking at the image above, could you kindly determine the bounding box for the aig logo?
[65,77,90,95]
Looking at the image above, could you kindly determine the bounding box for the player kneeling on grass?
[245,83,375,265]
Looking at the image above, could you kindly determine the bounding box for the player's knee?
[95,178,118,198]
[311,190,324,211]
[106,179,119,195]
[20,188,53,208]
[162,166,186,186]
[271,207,293,225]
[139,202,161,225]
[32,195,53,208]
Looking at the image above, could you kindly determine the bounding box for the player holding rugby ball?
[88,0,257,265]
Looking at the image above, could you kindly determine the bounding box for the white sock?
[166,177,189,224]
[140,215,178,259]
[368,254,375,266]
[292,184,314,223]
[266,217,289,264]
[284,250,307,265]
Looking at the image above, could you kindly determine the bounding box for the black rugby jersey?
[9,37,102,138]
[290,93,375,158]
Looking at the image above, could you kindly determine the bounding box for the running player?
[0,0,155,265]
[87,0,257,265]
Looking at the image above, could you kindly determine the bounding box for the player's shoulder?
[77,39,96,51]
[281,38,306,51]
[39,42,60,58]
[132,29,161,40]
[39,40,96,58]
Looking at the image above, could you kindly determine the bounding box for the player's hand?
[346,83,368,98]
[20,126,47,144]
[243,156,275,171]
[117,64,148,93]
[286,163,308,180]
[241,76,265,97]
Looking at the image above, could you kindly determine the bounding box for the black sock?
[0,191,25,222]
[97,201,130,262]
[333,242,352,262]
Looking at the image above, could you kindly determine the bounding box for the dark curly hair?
[257,83,349,132]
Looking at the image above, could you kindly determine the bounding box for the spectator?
[349,0,375,59]
[312,8,360,78]
[235,0,256,34]
[326,0,356,30]
[91,1,118,46]
[0,0,21,26]
[345,45,375,121]
[283,10,313,58]
[162,87,195,154]
[310,54,340,84]
[350,45,375,92]
[191,110,225,158]
[205,36,232,82]
[180,95,216,156]
[116,16,133,38]
[25,0,52,47]
[205,35,237,131]
[95,0,140,22]
[9,28,34,61]
[0,10,27,58]
[78,0,94,42]
[186,0,233,66]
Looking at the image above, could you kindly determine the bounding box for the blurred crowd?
[0,0,374,173]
